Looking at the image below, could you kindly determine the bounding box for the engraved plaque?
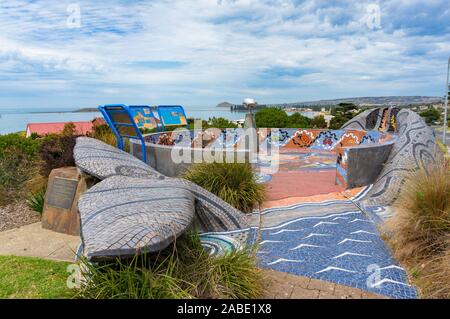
[46,177,79,210]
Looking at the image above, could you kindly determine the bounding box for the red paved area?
[265,170,345,201]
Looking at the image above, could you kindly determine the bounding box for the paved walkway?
[261,269,386,299]
[0,222,80,262]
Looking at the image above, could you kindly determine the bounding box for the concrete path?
[0,222,80,262]
[261,269,386,299]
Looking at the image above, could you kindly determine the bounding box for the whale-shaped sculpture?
[74,137,248,260]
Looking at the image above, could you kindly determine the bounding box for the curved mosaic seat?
[78,176,195,260]
[342,108,441,214]
[74,137,164,180]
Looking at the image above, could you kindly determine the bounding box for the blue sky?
[0,0,449,109]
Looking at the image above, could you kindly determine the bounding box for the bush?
[386,164,450,298]
[255,107,289,128]
[184,162,265,213]
[209,117,238,129]
[75,232,263,299]
[0,133,41,205]
[38,134,78,177]
[88,124,117,146]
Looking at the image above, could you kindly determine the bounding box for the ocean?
[0,106,320,135]
[0,106,248,135]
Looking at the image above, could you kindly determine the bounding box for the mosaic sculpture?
[74,137,248,260]
[342,107,440,210]
[73,137,164,180]
[78,176,195,259]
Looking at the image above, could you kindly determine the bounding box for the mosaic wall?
[342,107,441,215]
[145,128,392,152]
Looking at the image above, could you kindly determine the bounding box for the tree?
[329,115,349,129]
[329,103,359,129]
[311,115,327,128]
[255,107,289,128]
[287,112,311,128]
[420,107,441,125]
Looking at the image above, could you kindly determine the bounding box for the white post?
[443,57,450,144]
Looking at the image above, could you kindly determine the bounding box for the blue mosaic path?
[256,209,416,299]
[200,197,417,299]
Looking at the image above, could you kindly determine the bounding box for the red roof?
[26,121,96,137]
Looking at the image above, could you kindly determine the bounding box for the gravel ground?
[0,202,41,232]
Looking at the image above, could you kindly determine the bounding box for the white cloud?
[0,0,448,108]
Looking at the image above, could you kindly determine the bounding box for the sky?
[0,0,449,109]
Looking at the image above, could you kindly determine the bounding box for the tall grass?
[75,232,263,299]
[385,163,450,298]
[184,162,265,213]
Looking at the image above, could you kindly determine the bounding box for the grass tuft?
[76,232,263,299]
[26,187,46,215]
[183,162,265,213]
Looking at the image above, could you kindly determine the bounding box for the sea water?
[0,106,247,135]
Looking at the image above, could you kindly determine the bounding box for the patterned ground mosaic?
[74,107,440,299]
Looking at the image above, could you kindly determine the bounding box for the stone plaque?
[47,177,79,210]
[42,167,88,236]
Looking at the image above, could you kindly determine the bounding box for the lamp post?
[443,57,450,145]
[243,98,258,158]
[243,98,257,129]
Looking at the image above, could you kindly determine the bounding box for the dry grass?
[385,162,450,298]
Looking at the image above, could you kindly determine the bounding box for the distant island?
[73,107,99,113]
[216,102,234,108]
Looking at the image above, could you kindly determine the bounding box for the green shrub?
[88,124,117,146]
[0,133,41,205]
[209,117,238,129]
[38,134,78,177]
[75,232,263,299]
[26,188,46,215]
[255,107,289,128]
[184,162,265,213]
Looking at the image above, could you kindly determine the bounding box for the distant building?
[25,118,105,138]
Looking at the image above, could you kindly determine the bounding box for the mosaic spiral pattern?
[78,176,195,260]
[74,137,249,259]
[342,108,440,210]
[74,137,164,180]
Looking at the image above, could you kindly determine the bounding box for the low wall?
[130,128,397,186]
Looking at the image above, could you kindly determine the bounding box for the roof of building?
[25,118,103,137]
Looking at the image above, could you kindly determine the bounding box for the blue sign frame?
[98,104,148,163]
[156,105,188,131]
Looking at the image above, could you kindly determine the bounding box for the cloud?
[0,0,448,108]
